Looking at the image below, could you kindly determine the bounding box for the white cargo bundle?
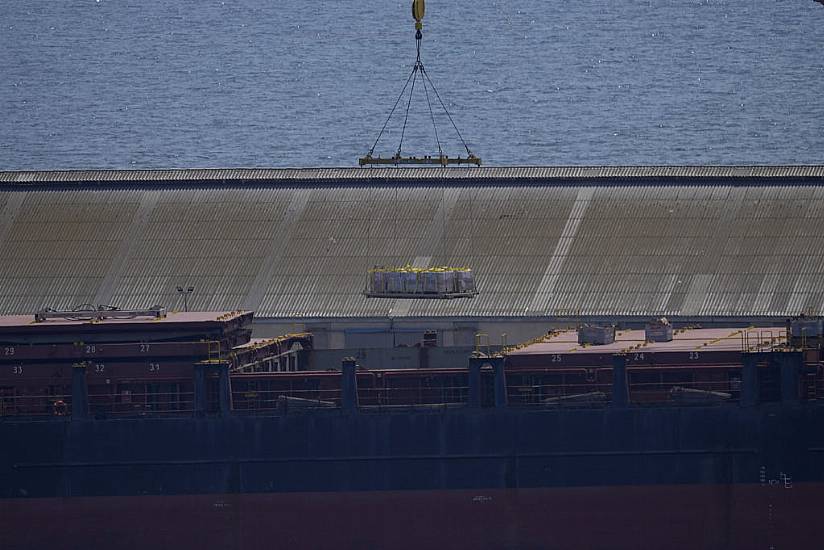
[403,271,418,293]
[365,265,479,299]
[456,269,476,293]
[386,271,404,293]
[421,271,438,293]
[369,271,387,294]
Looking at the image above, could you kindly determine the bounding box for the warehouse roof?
[1,167,824,318]
[2,165,824,185]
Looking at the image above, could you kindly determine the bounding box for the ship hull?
[3,483,823,550]
[2,403,823,549]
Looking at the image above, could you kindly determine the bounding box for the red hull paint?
[2,484,823,550]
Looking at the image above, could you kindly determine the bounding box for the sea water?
[1,0,823,169]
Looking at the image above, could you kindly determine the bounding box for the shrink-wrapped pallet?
[435,270,449,294]
[403,271,418,293]
[465,270,477,293]
[456,269,476,293]
[387,271,404,293]
[369,270,386,294]
[366,265,478,298]
[422,271,438,293]
[445,271,457,294]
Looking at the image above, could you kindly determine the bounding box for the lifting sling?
[360,0,481,167]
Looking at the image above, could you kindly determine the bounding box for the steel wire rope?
[366,26,476,164]
[396,65,420,157]
[420,68,443,157]
[420,67,474,156]
[367,64,419,157]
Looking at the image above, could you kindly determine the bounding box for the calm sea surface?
[1,0,823,169]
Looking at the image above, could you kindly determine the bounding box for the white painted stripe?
[656,274,680,314]
[752,273,780,315]
[528,187,594,314]
[0,192,25,254]
[389,188,460,318]
[94,190,160,306]
[787,276,809,315]
[681,274,712,316]
[243,190,311,311]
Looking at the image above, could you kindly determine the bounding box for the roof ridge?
[2,165,824,185]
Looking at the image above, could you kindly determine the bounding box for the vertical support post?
[216,362,232,415]
[741,353,759,407]
[611,354,628,408]
[341,357,359,413]
[468,356,482,408]
[492,356,508,409]
[419,346,430,369]
[193,363,207,417]
[780,351,801,404]
[71,362,89,420]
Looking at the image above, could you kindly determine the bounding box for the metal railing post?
[780,351,801,404]
[741,353,759,407]
[341,357,359,413]
[492,356,507,409]
[193,363,207,417]
[468,357,482,408]
[217,362,232,415]
[71,362,89,420]
[611,354,628,408]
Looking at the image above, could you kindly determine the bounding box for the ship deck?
[506,326,787,367]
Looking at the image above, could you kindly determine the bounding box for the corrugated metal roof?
[1,182,824,317]
[2,165,824,185]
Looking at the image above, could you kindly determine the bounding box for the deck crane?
[359,0,481,167]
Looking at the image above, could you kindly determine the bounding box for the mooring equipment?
[360,0,481,167]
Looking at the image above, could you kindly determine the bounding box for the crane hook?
[412,0,425,38]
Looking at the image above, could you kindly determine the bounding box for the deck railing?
[1,353,817,418]
[357,385,470,411]
[231,387,341,413]
[507,382,613,408]
[86,390,196,416]
[0,393,73,417]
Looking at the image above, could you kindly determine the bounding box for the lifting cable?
[419,67,473,157]
[366,65,418,161]
[396,58,419,158]
[421,68,442,158]
[360,0,480,167]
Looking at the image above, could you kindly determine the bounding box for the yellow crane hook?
[412,0,425,31]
